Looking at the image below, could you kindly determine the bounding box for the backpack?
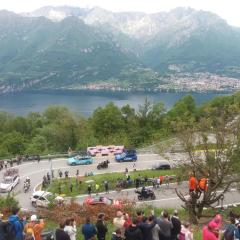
[5,222,17,240]
[24,232,35,240]
[179,232,185,240]
[25,224,36,240]
[224,226,235,240]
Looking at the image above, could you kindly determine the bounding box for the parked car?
[115,149,137,162]
[87,147,99,156]
[30,191,64,208]
[101,148,109,156]
[87,145,124,156]
[0,169,20,192]
[114,146,124,155]
[152,162,171,170]
[84,196,122,207]
[67,155,93,166]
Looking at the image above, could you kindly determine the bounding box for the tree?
[25,135,47,154]
[5,116,30,136]
[41,106,79,151]
[175,114,240,224]
[90,102,125,143]
[2,132,26,155]
[165,95,197,132]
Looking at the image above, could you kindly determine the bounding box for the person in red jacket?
[159,176,164,185]
[123,213,132,229]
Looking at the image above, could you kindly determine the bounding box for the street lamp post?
[48,154,53,181]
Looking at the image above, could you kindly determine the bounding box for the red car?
[84,196,122,207]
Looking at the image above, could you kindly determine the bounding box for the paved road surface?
[0,154,167,209]
[0,154,239,211]
[71,183,240,209]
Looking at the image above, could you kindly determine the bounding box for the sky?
[0,0,240,26]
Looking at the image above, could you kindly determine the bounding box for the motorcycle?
[97,160,110,170]
[135,188,156,200]
[23,181,30,193]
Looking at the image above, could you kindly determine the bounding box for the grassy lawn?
[44,169,177,197]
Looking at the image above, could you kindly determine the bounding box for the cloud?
[0,0,239,26]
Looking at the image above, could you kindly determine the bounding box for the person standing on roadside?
[104,180,109,194]
[139,215,156,240]
[95,183,100,195]
[8,207,24,240]
[37,155,40,163]
[24,215,44,240]
[125,218,143,240]
[47,173,50,184]
[96,213,108,240]
[82,217,97,240]
[157,210,173,240]
[58,170,63,178]
[112,228,124,240]
[4,160,7,169]
[10,159,13,167]
[170,210,181,240]
[133,162,136,170]
[0,212,8,240]
[58,184,62,195]
[64,218,77,240]
[87,185,92,195]
[69,182,73,193]
[56,222,70,240]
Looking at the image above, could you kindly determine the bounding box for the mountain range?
[0,6,240,93]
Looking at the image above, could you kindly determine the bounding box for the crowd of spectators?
[2,206,240,240]
[0,207,192,240]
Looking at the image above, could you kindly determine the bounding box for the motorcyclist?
[141,186,148,198]
[24,177,31,191]
[25,177,31,185]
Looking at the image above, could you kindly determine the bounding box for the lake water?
[0,91,230,116]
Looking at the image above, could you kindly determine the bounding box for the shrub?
[0,193,19,215]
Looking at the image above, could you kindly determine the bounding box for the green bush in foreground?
[0,193,19,214]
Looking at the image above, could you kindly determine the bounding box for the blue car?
[115,149,137,162]
[67,155,93,166]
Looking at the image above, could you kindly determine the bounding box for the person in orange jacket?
[24,215,44,240]
[189,174,198,193]
[199,177,208,192]
[159,176,164,185]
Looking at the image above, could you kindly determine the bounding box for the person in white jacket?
[180,222,193,240]
[64,218,77,240]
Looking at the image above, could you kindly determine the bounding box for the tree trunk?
[188,203,198,224]
[197,204,204,219]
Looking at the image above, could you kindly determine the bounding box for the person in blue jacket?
[8,207,24,240]
[82,216,97,240]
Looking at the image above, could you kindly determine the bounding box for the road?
[0,153,239,211]
[72,182,240,209]
[0,154,168,210]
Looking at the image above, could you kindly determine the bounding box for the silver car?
[30,191,64,208]
[0,175,20,192]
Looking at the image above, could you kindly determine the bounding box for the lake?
[0,91,230,116]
